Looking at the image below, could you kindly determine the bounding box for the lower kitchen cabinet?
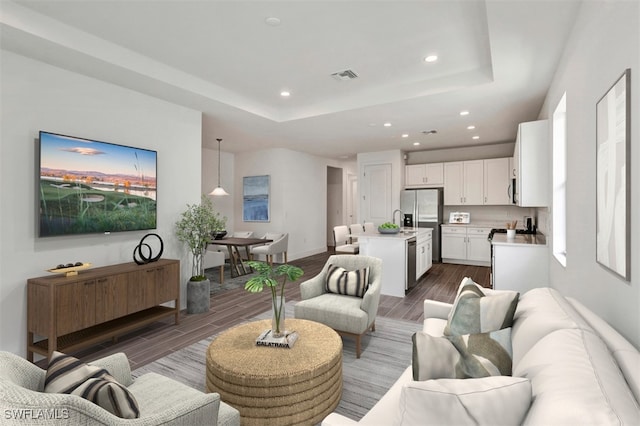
[492,242,549,292]
[416,230,433,278]
[441,226,491,266]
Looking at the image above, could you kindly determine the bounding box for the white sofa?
[323,287,640,425]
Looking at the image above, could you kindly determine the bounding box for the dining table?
[209,237,272,278]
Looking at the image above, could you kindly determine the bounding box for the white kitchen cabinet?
[514,120,549,207]
[492,242,549,292]
[416,230,433,278]
[405,163,443,187]
[443,160,484,205]
[442,226,491,266]
[361,162,392,224]
[483,157,511,205]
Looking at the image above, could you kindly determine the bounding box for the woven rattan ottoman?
[206,318,342,425]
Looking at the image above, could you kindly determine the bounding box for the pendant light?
[210,138,229,196]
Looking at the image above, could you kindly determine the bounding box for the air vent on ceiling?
[331,69,359,81]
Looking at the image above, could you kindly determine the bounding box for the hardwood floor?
[62,252,490,370]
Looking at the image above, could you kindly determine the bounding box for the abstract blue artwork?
[243,175,270,222]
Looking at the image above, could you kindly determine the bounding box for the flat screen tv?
[38,131,157,237]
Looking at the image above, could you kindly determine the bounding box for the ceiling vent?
[331,69,359,81]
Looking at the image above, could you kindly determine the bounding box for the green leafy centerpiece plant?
[244,261,303,337]
[378,221,400,234]
[175,195,226,314]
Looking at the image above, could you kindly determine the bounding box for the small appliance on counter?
[448,212,470,224]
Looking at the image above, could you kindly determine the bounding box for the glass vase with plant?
[244,261,303,337]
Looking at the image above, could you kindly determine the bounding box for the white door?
[361,163,392,225]
[346,173,358,225]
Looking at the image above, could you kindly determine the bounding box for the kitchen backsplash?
[443,205,537,227]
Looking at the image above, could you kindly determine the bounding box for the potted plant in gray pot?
[175,195,226,314]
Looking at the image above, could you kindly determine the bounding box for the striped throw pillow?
[325,264,370,297]
[44,351,140,419]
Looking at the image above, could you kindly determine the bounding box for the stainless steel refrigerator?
[400,188,443,262]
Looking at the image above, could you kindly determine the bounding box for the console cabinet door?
[56,280,96,335]
[95,274,128,323]
[155,262,180,304]
[128,270,156,314]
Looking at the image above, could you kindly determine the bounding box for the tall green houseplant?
[175,195,226,281]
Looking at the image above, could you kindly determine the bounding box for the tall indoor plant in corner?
[175,195,226,313]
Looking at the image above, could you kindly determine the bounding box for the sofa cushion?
[512,287,594,367]
[325,264,370,297]
[444,277,518,336]
[44,351,139,419]
[515,328,640,425]
[396,376,531,426]
[412,328,513,380]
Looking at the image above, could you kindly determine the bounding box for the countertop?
[357,227,431,240]
[441,221,514,229]
[491,233,547,246]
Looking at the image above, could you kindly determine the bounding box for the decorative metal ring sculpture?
[133,233,164,265]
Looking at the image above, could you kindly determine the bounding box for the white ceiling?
[1,0,581,159]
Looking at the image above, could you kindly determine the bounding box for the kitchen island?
[358,228,432,297]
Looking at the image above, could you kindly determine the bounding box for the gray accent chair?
[0,351,240,426]
[294,255,382,358]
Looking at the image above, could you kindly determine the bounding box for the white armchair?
[250,232,288,265]
[333,225,359,254]
[294,255,382,358]
[0,351,240,426]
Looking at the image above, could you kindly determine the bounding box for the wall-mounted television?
[38,131,157,237]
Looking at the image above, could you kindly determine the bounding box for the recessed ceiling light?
[383,122,392,127]
[472,136,480,140]
[424,55,438,63]
[467,125,476,130]
[460,110,470,116]
[413,142,421,146]
[280,91,290,97]
[402,134,409,138]
[265,17,281,26]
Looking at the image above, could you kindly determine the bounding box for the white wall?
[202,147,235,231]
[233,148,329,260]
[0,51,202,356]
[539,1,639,347]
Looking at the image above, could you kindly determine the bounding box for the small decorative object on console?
[133,233,164,265]
[47,262,92,277]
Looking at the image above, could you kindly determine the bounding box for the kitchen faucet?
[392,209,404,226]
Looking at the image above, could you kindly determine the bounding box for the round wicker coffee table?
[206,318,342,425]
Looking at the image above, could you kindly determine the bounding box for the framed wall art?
[243,175,270,222]
[596,69,631,281]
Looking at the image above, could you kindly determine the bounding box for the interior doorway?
[326,166,343,248]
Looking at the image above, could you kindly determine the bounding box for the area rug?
[204,265,258,294]
[132,304,422,422]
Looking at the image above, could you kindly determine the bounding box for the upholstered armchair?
[294,255,382,358]
[250,232,288,265]
[0,351,240,426]
[203,250,225,283]
[208,231,254,266]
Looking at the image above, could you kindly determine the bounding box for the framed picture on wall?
[596,68,631,281]
[243,175,270,222]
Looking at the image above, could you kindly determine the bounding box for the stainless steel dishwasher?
[406,237,417,291]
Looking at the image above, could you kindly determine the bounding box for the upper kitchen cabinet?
[483,157,511,205]
[405,163,444,187]
[514,120,549,207]
[443,160,484,205]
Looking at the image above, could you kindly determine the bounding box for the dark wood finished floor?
[57,251,490,369]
